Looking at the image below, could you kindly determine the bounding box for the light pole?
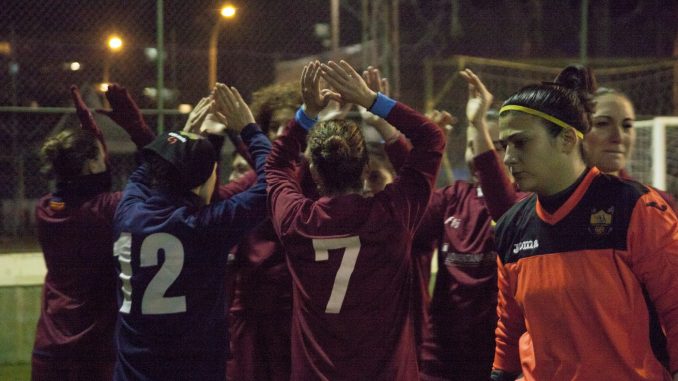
[208,4,236,91]
[103,34,123,87]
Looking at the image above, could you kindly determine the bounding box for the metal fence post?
[156,0,165,133]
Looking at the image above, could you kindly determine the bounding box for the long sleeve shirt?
[266,94,445,380]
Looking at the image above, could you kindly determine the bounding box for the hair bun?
[554,64,597,94]
[323,135,350,161]
[40,136,68,177]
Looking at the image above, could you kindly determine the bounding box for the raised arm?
[461,69,521,220]
[70,85,107,158]
[197,84,271,238]
[321,60,446,230]
[266,61,329,237]
[97,84,155,148]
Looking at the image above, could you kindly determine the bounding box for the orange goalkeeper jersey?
[493,167,678,381]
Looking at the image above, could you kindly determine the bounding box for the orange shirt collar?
[536,167,600,225]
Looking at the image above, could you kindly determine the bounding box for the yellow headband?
[499,105,584,140]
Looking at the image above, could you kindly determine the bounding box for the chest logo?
[513,239,539,254]
[445,216,461,229]
[589,207,614,236]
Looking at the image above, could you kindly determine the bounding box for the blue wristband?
[368,92,396,119]
[295,107,318,131]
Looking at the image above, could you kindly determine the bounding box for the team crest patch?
[49,199,65,211]
[589,207,614,236]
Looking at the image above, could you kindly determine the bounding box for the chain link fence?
[0,0,339,242]
[424,55,678,198]
[2,1,678,242]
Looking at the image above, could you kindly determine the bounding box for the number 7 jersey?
[266,95,446,381]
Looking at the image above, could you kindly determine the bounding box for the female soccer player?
[266,60,445,380]
[491,65,678,381]
[32,84,154,381]
[417,70,522,381]
[584,87,675,209]
[111,84,271,381]
[583,86,676,368]
[226,81,303,381]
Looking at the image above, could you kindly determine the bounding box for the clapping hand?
[319,60,377,109]
[359,66,388,125]
[300,60,332,119]
[460,69,493,127]
[182,96,213,134]
[213,83,255,135]
[426,109,457,134]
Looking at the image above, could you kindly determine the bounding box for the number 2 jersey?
[493,167,678,381]
[111,124,271,381]
[266,94,446,381]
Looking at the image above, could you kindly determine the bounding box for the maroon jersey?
[227,157,317,381]
[33,175,121,363]
[417,150,524,381]
[384,133,434,358]
[266,97,445,380]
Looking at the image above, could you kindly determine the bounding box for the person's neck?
[539,163,589,214]
[542,160,587,197]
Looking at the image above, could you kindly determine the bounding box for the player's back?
[279,191,419,380]
[112,189,233,381]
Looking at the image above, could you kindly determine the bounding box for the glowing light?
[220,5,236,18]
[107,35,123,51]
[70,62,81,71]
[99,83,110,92]
[178,104,193,114]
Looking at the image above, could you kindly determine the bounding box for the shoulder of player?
[589,172,673,214]
[495,193,536,232]
[595,172,650,199]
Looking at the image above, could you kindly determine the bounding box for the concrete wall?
[0,253,45,365]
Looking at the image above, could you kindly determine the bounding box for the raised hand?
[426,109,457,134]
[70,85,107,155]
[319,60,377,109]
[183,96,213,134]
[300,60,331,119]
[359,67,389,126]
[460,69,496,156]
[200,112,229,136]
[213,83,255,135]
[362,66,389,96]
[459,69,493,126]
[97,83,155,147]
[97,84,148,132]
[70,85,99,135]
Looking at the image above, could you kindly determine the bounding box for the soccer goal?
[627,117,678,198]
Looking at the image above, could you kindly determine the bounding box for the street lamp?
[103,34,123,87]
[208,4,237,91]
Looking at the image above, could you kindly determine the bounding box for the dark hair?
[250,81,302,136]
[308,119,368,195]
[500,65,597,138]
[40,128,100,180]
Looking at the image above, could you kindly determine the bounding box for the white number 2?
[312,236,361,314]
[114,232,187,315]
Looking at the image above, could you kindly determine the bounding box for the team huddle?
[31,60,678,381]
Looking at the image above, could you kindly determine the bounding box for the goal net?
[424,55,677,198]
[627,117,678,198]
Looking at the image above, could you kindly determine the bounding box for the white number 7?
[312,236,361,314]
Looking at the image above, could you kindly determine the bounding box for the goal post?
[627,117,678,196]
